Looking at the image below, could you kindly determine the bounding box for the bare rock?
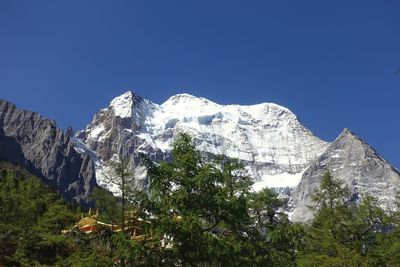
[0,99,97,206]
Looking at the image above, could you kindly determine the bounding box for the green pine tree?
[138,133,300,266]
[298,171,394,267]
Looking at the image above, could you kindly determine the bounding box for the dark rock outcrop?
[65,126,74,137]
[289,128,400,222]
[0,99,97,205]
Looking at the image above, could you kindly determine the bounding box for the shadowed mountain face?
[289,129,400,222]
[0,99,97,205]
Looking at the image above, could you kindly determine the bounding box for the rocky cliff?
[289,129,400,222]
[0,99,97,205]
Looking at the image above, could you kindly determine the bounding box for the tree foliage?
[136,133,301,266]
[297,171,397,266]
[0,161,79,266]
[102,159,136,233]
[2,136,400,266]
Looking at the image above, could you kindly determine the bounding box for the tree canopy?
[1,135,400,266]
[136,133,301,266]
[297,171,398,266]
[0,161,79,266]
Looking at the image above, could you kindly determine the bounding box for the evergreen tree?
[138,133,300,266]
[246,188,304,266]
[298,171,393,267]
[370,193,400,265]
[102,159,136,233]
[0,161,79,266]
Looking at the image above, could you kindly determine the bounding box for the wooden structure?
[74,209,149,240]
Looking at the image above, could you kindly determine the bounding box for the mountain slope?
[0,99,96,205]
[77,91,328,193]
[289,129,400,222]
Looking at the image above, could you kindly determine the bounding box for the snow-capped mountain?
[76,91,328,193]
[2,91,397,222]
[75,91,400,222]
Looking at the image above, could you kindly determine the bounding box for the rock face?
[0,99,97,205]
[289,129,400,222]
[77,91,328,194]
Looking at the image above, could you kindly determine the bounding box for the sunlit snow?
[78,91,329,192]
[252,171,305,191]
[110,91,133,118]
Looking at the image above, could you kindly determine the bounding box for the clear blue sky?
[1,1,399,167]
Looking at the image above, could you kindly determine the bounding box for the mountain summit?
[77,91,328,193]
[289,128,400,222]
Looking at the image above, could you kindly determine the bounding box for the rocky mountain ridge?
[289,128,400,222]
[0,99,96,205]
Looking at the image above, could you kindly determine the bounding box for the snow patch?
[88,125,105,139]
[252,171,305,191]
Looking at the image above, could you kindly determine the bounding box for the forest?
[1,133,400,266]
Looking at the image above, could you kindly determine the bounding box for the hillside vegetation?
[1,134,400,266]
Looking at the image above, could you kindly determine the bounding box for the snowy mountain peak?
[160,94,298,124]
[109,91,145,118]
[77,91,330,195]
[163,93,215,108]
[166,93,204,101]
[71,92,400,222]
